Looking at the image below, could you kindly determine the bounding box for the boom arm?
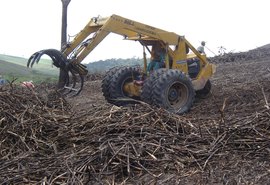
[62,14,183,64]
[28,14,213,95]
[64,14,210,72]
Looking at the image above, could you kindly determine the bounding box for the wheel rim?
[121,77,133,96]
[166,82,188,109]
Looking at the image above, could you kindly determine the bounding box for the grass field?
[0,54,59,83]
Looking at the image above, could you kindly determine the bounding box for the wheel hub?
[167,82,188,107]
[168,88,180,102]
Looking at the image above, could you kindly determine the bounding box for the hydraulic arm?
[28,14,215,96]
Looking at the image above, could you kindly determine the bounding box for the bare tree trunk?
[58,0,71,88]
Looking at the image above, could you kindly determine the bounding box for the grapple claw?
[27,51,40,68]
[28,49,69,69]
[61,69,84,96]
[27,49,87,96]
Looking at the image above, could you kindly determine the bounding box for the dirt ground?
[1,48,270,184]
[67,52,270,184]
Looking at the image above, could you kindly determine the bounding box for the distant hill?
[0,60,32,75]
[2,42,270,82]
[0,54,59,75]
[0,54,145,84]
[256,43,270,50]
[86,57,144,73]
[0,54,58,83]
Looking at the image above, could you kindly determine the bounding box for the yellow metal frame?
[62,14,216,93]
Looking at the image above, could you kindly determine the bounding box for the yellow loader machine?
[28,14,216,114]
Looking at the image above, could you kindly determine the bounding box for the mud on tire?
[152,69,195,114]
[195,80,212,99]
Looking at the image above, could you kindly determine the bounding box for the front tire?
[152,69,195,114]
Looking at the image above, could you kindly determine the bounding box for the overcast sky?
[0,0,269,63]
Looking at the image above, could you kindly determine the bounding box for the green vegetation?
[0,54,145,84]
[0,54,58,84]
[86,57,144,73]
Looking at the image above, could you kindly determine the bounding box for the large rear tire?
[109,66,141,106]
[152,69,195,114]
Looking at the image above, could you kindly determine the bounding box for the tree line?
[85,57,144,73]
